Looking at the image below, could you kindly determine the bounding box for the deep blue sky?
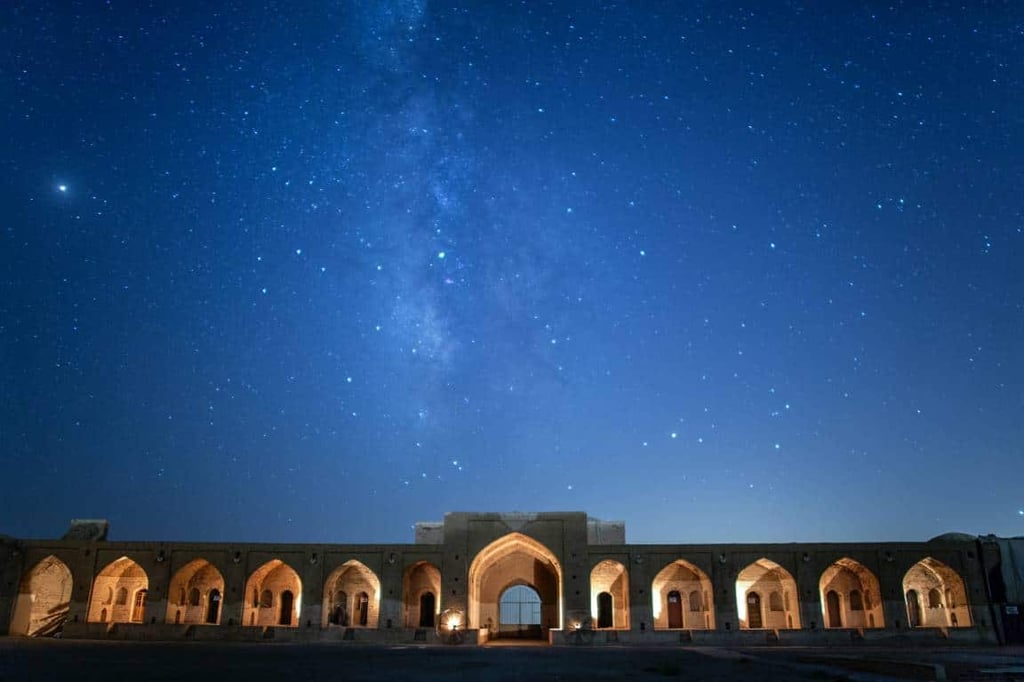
[2,2,1021,544]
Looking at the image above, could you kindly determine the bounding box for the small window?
[769,591,784,612]
[189,588,201,606]
[116,587,129,605]
[260,589,273,608]
[928,588,942,608]
[849,590,863,611]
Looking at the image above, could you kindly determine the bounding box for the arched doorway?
[652,559,714,630]
[597,592,613,629]
[88,557,149,624]
[499,585,542,639]
[468,532,562,637]
[747,592,763,628]
[279,591,294,625]
[667,591,683,628]
[206,589,221,624]
[10,556,73,637]
[906,589,922,627]
[825,590,842,628]
[131,589,148,622]
[736,558,800,629]
[323,561,380,628]
[356,592,369,626]
[819,558,883,629]
[903,558,971,628]
[165,559,225,625]
[243,560,302,628]
[419,593,436,627]
[402,561,441,628]
[590,559,629,629]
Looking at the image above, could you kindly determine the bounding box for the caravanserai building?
[2,512,1022,645]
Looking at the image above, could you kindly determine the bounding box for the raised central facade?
[2,512,1021,645]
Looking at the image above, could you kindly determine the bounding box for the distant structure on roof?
[1,511,1022,646]
[61,519,109,542]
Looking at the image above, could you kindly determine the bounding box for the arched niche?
[244,560,301,628]
[402,561,440,628]
[10,556,73,636]
[88,556,149,624]
[165,559,225,625]
[652,559,714,630]
[323,560,380,628]
[590,559,629,629]
[819,557,883,629]
[468,532,562,635]
[735,558,800,630]
[903,557,971,628]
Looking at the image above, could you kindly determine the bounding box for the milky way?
[1,2,1021,543]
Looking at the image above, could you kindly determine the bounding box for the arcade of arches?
[3,514,996,643]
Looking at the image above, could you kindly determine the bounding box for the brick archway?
[468,532,562,635]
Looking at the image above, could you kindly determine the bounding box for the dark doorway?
[667,590,683,629]
[279,590,294,625]
[358,592,369,626]
[597,592,614,628]
[206,589,221,624]
[906,589,921,627]
[333,591,348,625]
[826,590,842,628]
[419,592,435,627]
[747,592,763,628]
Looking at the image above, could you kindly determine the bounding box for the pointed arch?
[243,560,301,628]
[736,558,800,629]
[903,557,971,628]
[10,556,73,637]
[652,559,714,630]
[468,532,562,634]
[590,559,629,629]
[322,560,380,628]
[819,558,883,629]
[165,559,225,625]
[88,556,149,624]
[402,561,440,628]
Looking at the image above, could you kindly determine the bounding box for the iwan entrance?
[468,533,562,641]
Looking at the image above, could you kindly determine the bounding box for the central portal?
[468,532,562,640]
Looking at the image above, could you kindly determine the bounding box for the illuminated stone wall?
[0,513,1008,644]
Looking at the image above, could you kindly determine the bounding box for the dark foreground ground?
[1,638,1022,682]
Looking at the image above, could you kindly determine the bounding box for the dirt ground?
[1,638,1023,682]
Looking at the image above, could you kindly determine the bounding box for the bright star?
[57,184,67,193]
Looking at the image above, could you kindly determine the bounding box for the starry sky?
[2,2,1022,545]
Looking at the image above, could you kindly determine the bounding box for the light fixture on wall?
[309,552,319,565]
[232,551,242,564]
[387,552,397,565]
[802,553,810,563]
[156,550,166,563]
[718,553,727,564]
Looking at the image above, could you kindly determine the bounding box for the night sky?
[2,2,1022,545]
